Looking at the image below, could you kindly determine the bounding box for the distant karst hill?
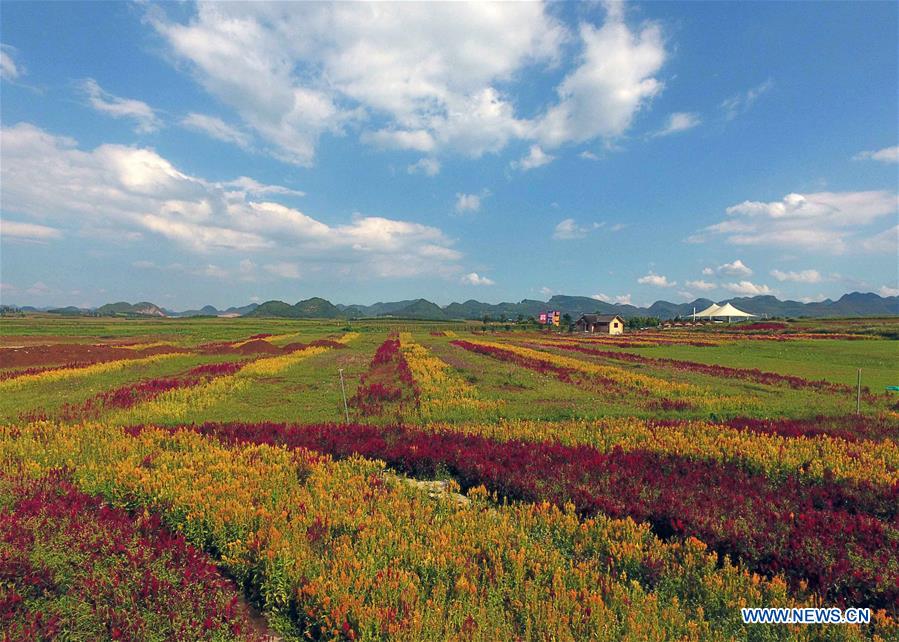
[12,292,898,320]
[96,301,166,317]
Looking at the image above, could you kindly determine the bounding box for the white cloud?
[685,279,715,291]
[0,45,22,81]
[637,272,675,288]
[724,280,773,296]
[461,272,495,286]
[264,262,301,279]
[454,192,482,214]
[80,78,162,134]
[861,225,898,254]
[539,286,554,297]
[150,2,665,164]
[879,285,899,297]
[854,146,899,164]
[696,191,899,253]
[701,267,714,276]
[222,176,304,198]
[407,158,441,177]
[1,220,62,241]
[717,259,753,276]
[150,3,562,164]
[1,122,467,280]
[592,292,632,305]
[579,150,599,160]
[534,12,665,146]
[652,112,700,137]
[363,129,436,153]
[552,218,600,240]
[181,113,252,149]
[677,290,695,301]
[770,269,823,283]
[512,144,555,171]
[721,79,773,120]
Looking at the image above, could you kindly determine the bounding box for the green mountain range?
[9,292,898,320]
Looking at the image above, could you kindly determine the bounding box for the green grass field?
[1,315,896,425]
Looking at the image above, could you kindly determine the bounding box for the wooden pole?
[339,368,349,423]
[856,368,861,415]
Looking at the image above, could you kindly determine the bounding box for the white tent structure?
[692,302,756,322]
[713,303,756,320]
[693,303,722,319]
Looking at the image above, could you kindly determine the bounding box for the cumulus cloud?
[80,78,162,133]
[693,191,899,253]
[1,220,62,241]
[879,285,899,297]
[721,79,773,120]
[652,112,700,137]
[552,218,601,240]
[534,12,665,146]
[770,269,823,283]
[181,113,252,150]
[461,272,495,286]
[592,292,632,305]
[853,146,898,163]
[454,192,483,214]
[407,158,441,177]
[512,144,555,171]
[685,279,715,291]
[0,44,22,81]
[149,2,665,164]
[724,280,773,296]
[0,122,466,280]
[717,259,753,276]
[637,272,675,288]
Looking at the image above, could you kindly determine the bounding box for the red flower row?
[60,361,246,420]
[721,415,899,443]
[0,470,257,641]
[171,421,899,611]
[349,338,418,416]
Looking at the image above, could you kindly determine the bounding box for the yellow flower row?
[399,333,501,416]
[426,417,899,486]
[0,353,184,391]
[2,421,881,641]
[240,346,332,376]
[117,340,178,350]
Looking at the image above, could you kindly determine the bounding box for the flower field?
[0,316,896,640]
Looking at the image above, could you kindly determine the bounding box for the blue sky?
[1,0,897,309]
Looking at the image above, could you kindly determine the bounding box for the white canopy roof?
[711,302,755,318]
[694,303,722,318]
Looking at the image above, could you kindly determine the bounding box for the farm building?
[575,314,625,335]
